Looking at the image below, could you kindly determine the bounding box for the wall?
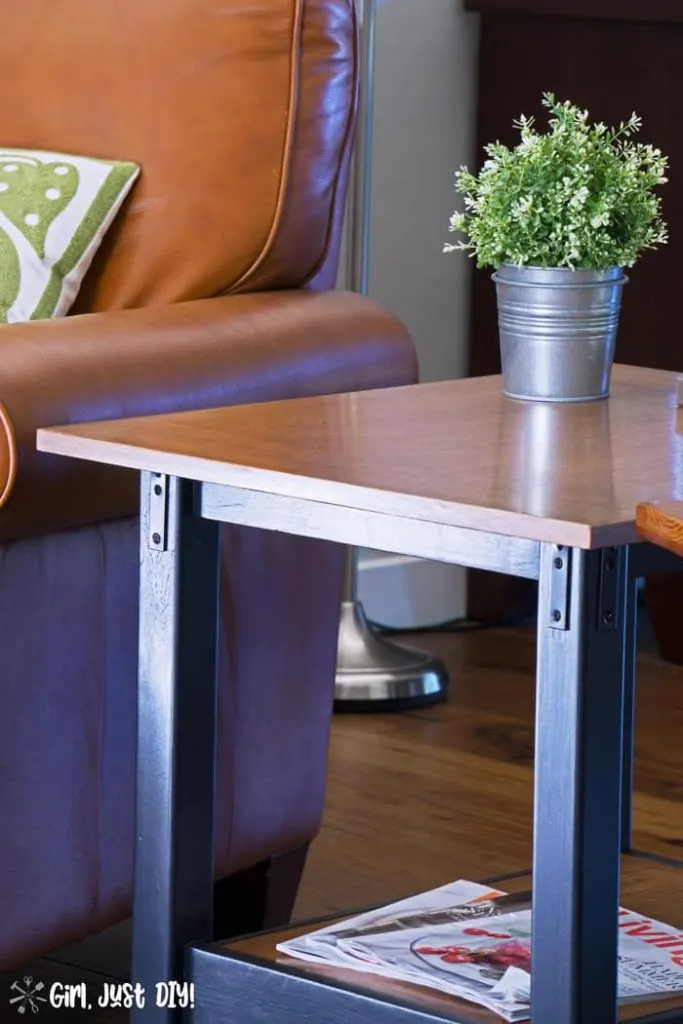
[348,0,481,627]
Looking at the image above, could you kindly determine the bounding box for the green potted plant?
[445,93,669,402]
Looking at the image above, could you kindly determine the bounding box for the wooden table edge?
[636,502,683,559]
[36,425,640,552]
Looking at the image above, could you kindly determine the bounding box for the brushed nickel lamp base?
[334,548,449,713]
[334,0,449,712]
[334,596,449,712]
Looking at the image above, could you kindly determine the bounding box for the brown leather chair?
[0,0,416,971]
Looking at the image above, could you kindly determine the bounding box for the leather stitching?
[0,399,17,509]
[301,0,359,287]
[226,0,305,294]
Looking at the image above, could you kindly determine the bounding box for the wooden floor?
[299,615,683,919]
[3,612,683,1020]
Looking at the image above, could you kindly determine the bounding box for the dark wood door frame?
[464,3,683,657]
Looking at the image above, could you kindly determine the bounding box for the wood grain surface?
[36,365,683,550]
[637,502,683,559]
[463,0,683,25]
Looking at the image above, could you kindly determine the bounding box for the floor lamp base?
[334,599,449,713]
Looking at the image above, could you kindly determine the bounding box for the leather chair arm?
[0,289,416,542]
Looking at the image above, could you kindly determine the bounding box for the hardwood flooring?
[300,614,683,919]
[2,612,683,1021]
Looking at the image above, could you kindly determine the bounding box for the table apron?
[197,482,541,580]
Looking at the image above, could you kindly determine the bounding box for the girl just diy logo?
[8,976,195,1014]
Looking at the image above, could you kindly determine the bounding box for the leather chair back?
[0,0,357,310]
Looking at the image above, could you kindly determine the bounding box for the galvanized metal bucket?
[492,264,628,402]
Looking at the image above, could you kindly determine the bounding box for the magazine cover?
[278,880,683,1022]
[278,880,505,972]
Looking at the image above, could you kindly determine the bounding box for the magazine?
[277,880,683,1021]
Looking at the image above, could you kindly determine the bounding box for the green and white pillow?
[0,149,139,323]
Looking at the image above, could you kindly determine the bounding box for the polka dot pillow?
[0,149,139,323]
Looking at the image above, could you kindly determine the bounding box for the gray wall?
[341,0,480,383]
[346,0,482,626]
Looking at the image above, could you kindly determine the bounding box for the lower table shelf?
[187,855,683,1023]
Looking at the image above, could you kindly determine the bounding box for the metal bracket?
[598,547,621,632]
[548,545,571,631]
[148,474,169,551]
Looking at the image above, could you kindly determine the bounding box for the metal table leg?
[532,543,632,1024]
[620,574,639,854]
[131,474,220,1022]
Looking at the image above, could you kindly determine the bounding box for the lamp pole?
[334,0,448,711]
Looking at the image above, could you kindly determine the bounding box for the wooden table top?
[36,364,683,549]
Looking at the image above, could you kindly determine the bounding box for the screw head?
[552,609,562,623]
[152,532,161,545]
[153,484,162,496]
[554,557,564,570]
[603,611,614,624]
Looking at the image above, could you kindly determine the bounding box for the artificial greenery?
[444,93,669,271]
